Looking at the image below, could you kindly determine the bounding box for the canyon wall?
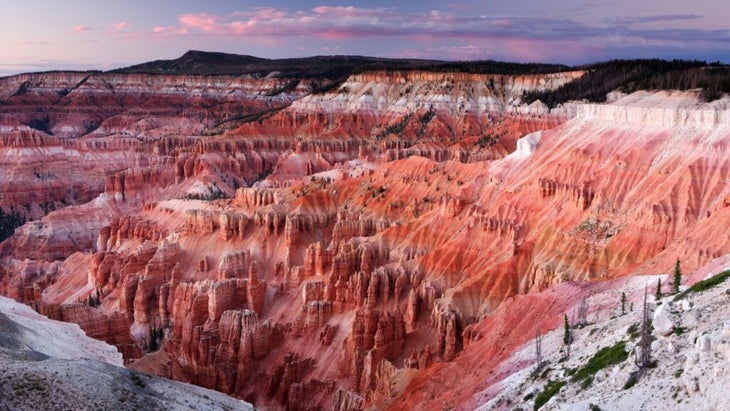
[3,66,730,410]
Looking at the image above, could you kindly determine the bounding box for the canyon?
[1,55,730,410]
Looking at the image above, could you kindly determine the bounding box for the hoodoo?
[2,52,730,410]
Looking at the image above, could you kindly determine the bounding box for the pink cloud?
[179,13,219,32]
[68,25,91,34]
[114,22,130,30]
[140,6,723,63]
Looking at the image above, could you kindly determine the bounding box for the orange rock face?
[4,66,728,410]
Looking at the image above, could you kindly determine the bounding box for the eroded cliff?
[2,65,729,410]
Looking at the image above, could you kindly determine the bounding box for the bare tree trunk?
[533,326,544,375]
[577,296,590,327]
[635,285,652,372]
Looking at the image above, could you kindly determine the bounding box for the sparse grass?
[572,340,628,384]
[675,270,730,300]
[539,367,552,380]
[533,379,566,410]
[627,323,640,340]
[130,372,146,388]
[580,376,594,390]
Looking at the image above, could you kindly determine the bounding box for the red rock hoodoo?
[3,65,729,410]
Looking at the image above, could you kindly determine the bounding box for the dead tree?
[533,326,545,376]
[634,285,652,372]
[576,296,590,328]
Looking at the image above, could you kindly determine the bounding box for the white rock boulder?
[653,303,675,336]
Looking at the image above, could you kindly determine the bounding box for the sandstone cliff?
[4,64,730,410]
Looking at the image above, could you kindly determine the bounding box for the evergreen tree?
[563,313,571,359]
[620,292,627,315]
[673,259,682,294]
[148,326,158,352]
[655,278,663,301]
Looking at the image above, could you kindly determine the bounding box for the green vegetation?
[148,325,164,352]
[0,208,25,242]
[539,367,552,380]
[384,113,413,135]
[656,278,663,301]
[523,59,730,108]
[130,372,146,389]
[533,379,566,410]
[117,50,569,77]
[14,374,47,394]
[674,368,684,378]
[673,259,682,295]
[476,130,505,149]
[86,288,101,308]
[28,116,53,134]
[182,183,228,201]
[675,269,730,300]
[623,371,639,390]
[571,340,628,384]
[580,376,594,390]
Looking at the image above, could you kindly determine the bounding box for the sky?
[2,0,730,75]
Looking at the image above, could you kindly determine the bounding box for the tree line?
[523,59,730,107]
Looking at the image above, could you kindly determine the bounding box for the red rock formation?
[35,301,142,360]
[8,63,730,411]
[217,250,251,280]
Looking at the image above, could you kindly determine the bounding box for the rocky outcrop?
[340,307,406,393]
[7,58,730,411]
[35,302,142,360]
[218,250,252,280]
[292,300,333,336]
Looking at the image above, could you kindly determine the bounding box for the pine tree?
[655,278,662,301]
[563,313,571,359]
[673,259,682,294]
[620,292,627,315]
[148,325,158,352]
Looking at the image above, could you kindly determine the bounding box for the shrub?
[675,269,730,300]
[623,371,638,390]
[627,323,640,340]
[533,379,566,410]
[571,340,628,383]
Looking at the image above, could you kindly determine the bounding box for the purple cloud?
[134,5,730,64]
[152,7,720,46]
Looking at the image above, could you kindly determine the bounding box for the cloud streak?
[139,6,729,63]
[151,7,723,45]
[68,25,91,34]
